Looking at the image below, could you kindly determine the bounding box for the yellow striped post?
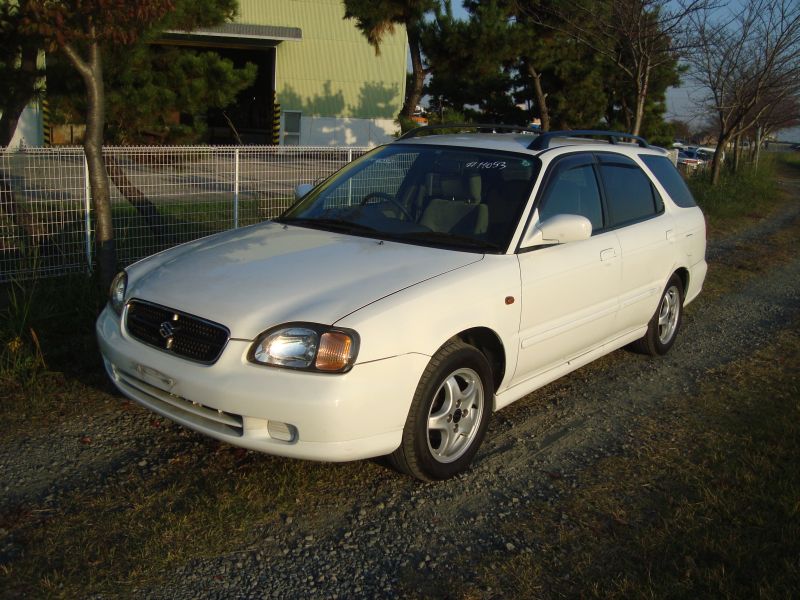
[41,97,51,146]
[271,91,281,145]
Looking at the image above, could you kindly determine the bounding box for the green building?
[9,0,408,148]
[165,0,408,146]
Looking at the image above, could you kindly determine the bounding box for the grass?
[688,152,799,238]
[0,441,389,598]
[480,321,800,598]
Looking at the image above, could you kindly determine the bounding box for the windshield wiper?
[276,217,377,234]
[399,231,502,251]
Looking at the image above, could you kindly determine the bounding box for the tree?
[23,0,242,287]
[423,1,522,122]
[520,0,710,136]
[686,0,800,183]
[423,0,607,130]
[24,0,176,287]
[105,47,255,144]
[0,0,44,146]
[343,0,439,119]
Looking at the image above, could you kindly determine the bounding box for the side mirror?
[295,183,314,200]
[521,213,592,248]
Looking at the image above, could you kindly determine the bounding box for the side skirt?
[493,326,647,411]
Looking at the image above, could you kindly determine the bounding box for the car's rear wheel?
[389,339,492,481]
[631,273,684,356]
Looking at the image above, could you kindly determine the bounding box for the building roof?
[163,23,302,49]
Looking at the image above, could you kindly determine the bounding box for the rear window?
[639,154,697,208]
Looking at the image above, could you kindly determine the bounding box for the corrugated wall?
[238,0,407,119]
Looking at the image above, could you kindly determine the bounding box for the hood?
[126,222,483,339]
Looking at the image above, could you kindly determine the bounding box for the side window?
[598,154,661,226]
[538,157,603,232]
[639,154,697,208]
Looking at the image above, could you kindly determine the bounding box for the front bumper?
[96,306,429,462]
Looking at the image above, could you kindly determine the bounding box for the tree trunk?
[710,134,730,185]
[754,125,762,170]
[64,40,117,289]
[632,68,650,137]
[526,63,550,132]
[733,135,741,172]
[400,23,426,119]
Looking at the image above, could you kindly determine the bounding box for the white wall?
[297,116,396,147]
[8,102,44,148]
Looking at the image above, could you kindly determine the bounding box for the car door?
[512,153,621,385]
[596,153,676,333]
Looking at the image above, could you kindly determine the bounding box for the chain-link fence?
[0,146,370,282]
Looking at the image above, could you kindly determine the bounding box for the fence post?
[233,148,240,228]
[347,148,353,203]
[83,152,93,273]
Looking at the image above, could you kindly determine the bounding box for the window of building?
[282,111,301,145]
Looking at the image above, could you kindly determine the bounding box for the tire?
[389,339,493,481]
[631,273,684,356]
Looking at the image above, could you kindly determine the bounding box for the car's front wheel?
[631,273,684,356]
[389,340,492,481]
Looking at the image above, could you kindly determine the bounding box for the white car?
[97,127,707,481]
[677,149,706,171]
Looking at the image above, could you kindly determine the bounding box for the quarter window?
[639,154,697,208]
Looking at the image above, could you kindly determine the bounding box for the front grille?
[126,300,230,364]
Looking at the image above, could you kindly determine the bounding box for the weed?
[1,277,46,382]
[480,324,800,599]
[778,150,800,175]
[689,156,780,236]
[0,271,104,409]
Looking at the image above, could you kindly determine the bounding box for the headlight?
[249,323,359,373]
[109,271,128,315]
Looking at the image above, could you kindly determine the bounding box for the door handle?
[666,229,676,243]
[600,248,617,261]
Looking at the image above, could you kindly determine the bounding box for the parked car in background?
[97,127,707,481]
[677,149,707,172]
[694,147,718,162]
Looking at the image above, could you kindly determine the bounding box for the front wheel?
[631,274,684,356]
[389,340,493,481]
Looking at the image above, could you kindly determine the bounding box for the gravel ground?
[2,180,799,598]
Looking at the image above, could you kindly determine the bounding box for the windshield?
[278,144,539,253]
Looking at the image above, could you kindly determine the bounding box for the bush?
[688,155,778,223]
[0,273,103,384]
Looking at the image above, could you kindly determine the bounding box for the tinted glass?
[640,154,697,208]
[599,155,659,226]
[539,160,603,231]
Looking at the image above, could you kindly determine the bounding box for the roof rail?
[528,130,649,150]
[397,123,540,141]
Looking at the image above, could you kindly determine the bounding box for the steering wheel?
[360,191,414,221]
